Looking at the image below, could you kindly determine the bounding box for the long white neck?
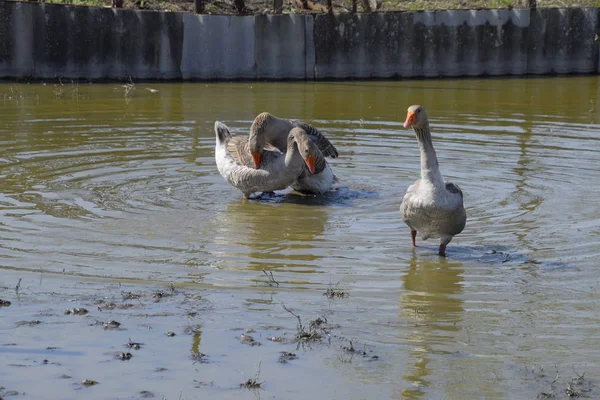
[284,141,303,170]
[413,123,444,187]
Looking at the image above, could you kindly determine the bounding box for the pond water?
[1,77,599,399]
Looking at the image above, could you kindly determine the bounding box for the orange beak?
[403,111,416,128]
[305,156,316,174]
[251,151,261,169]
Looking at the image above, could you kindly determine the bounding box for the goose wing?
[294,122,339,159]
[226,136,283,168]
[445,182,463,198]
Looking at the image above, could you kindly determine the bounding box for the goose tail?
[214,121,232,145]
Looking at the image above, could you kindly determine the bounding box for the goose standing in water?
[248,112,338,194]
[214,122,317,198]
[399,105,466,256]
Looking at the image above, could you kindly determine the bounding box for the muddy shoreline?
[1,267,595,400]
[0,270,384,399]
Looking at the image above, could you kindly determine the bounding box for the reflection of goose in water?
[397,255,464,398]
[211,200,330,273]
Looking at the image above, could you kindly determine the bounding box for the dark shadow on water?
[248,186,379,207]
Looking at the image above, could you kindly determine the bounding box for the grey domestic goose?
[399,105,466,256]
[246,112,338,168]
[247,112,338,194]
[214,122,316,198]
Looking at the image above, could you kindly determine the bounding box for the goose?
[246,112,338,194]
[399,105,466,256]
[247,112,338,169]
[290,147,337,194]
[214,121,316,199]
[229,132,336,195]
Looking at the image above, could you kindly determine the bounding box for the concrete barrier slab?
[528,8,599,75]
[182,14,256,80]
[255,14,308,79]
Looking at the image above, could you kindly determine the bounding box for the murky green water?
[1,77,600,399]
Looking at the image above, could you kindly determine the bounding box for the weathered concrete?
[527,8,599,74]
[0,2,599,80]
[313,10,531,79]
[255,14,308,79]
[0,2,183,79]
[181,14,255,80]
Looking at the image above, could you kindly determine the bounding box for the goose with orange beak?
[399,105,466,256]
[247,112,337,194]
[248,112,338,168]
[215,123,319,198]
[290,145,337,194]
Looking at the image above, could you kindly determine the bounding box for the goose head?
[248,121,268,169]
[288,128,317,174]
[403,105,428,129]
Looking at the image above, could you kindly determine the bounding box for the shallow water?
[1,77,600,399]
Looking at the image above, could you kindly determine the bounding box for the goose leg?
[438,243,447,257]
[438,236,452,257]
[410,230,417,248]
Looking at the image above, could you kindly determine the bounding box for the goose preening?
[226,125,336,194]
[214,121,318,198]
[399,105,466,256]
[247,112,339,169]
[246,112,338,194]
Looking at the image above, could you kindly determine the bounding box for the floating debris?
[190,352,208,363]
[121,292,141,300]
[103,320,121,329]
[240,361,264,390]
[323,284,349,299]
[64,308,88,315]
[0,299,11,307]
[165,331,176,337]
[261,269,279,287]
[278,352,297,364]
[239,334,261,347]
[139,390,155,398]
[81,379,98,387]
[126,339,143,350]
[15,320,42,327]
[94,300,116,311]
[115,352,133,361]
[283,305,334,342]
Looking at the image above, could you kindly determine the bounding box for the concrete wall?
[0,2,598,80]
